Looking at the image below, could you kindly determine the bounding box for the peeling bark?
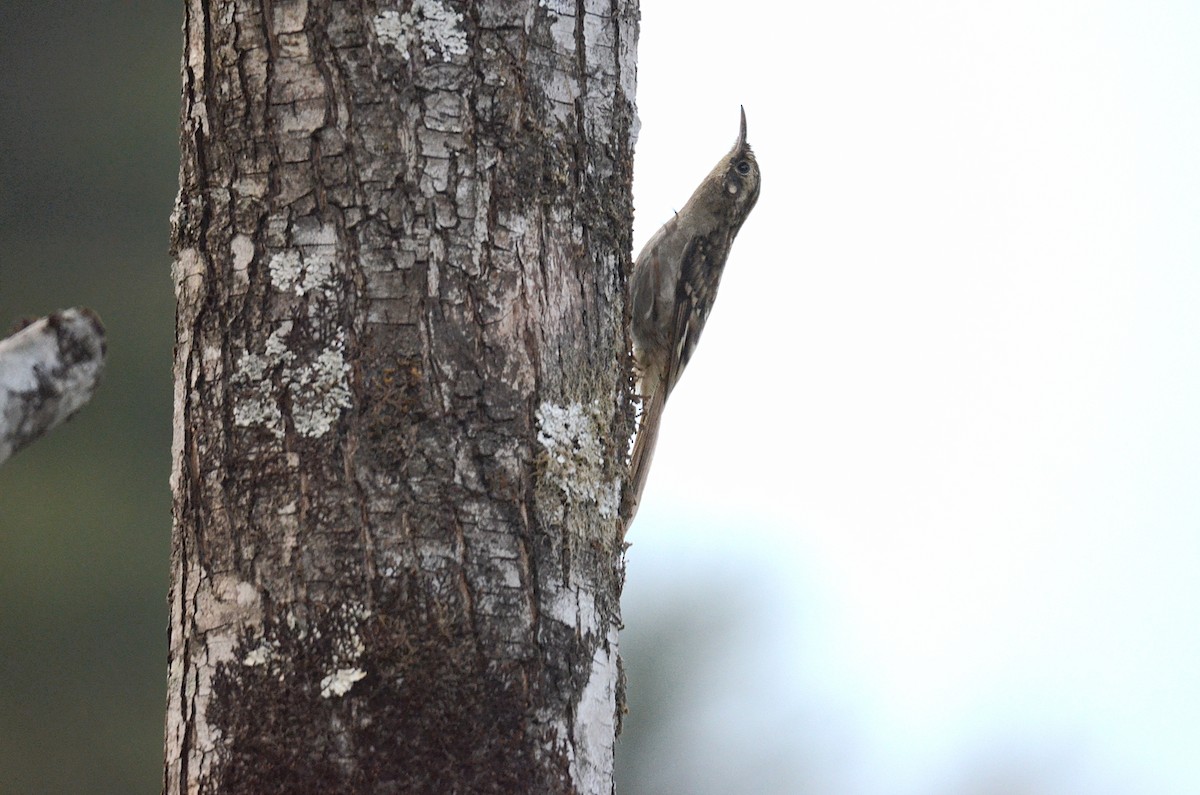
[0,308,106,466]
[165,0,638,793]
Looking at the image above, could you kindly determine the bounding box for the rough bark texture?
[0,308,106,466]
[165,1,638,793]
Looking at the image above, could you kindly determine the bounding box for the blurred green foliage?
[0,2,181,792]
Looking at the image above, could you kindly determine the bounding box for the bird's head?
[718,106,761,221]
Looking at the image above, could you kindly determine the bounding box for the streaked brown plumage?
[622,108,762,533]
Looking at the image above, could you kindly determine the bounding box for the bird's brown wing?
[667,231,732,395]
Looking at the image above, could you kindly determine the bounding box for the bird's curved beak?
[737,106,748,150]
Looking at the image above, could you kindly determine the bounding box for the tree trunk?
[165,1,638,792]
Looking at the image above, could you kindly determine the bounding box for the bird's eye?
[736,160,751,176]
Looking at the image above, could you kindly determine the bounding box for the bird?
[622,107,762,534]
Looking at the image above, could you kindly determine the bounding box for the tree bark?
[165,1,638,792]
[0,308,106,466]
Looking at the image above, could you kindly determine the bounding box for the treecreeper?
[622,107,762,534]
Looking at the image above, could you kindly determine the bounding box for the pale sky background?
[622,1,1200,793]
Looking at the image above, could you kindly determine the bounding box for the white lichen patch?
[231,324,293,436]
[288,333,352,437]
[536,400,620,518]
[374,1,468,62]
[320,667,366,698]
[231,324,352,439]
[268,250,303,292]
[231,391,284,435]
[268,249,337,299]
[233,241,352,438]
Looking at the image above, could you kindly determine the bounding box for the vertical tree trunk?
[165,1,638,792]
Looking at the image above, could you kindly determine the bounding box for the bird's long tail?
[621,384,667,537]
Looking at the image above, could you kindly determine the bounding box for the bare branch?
[0,308,106,465]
